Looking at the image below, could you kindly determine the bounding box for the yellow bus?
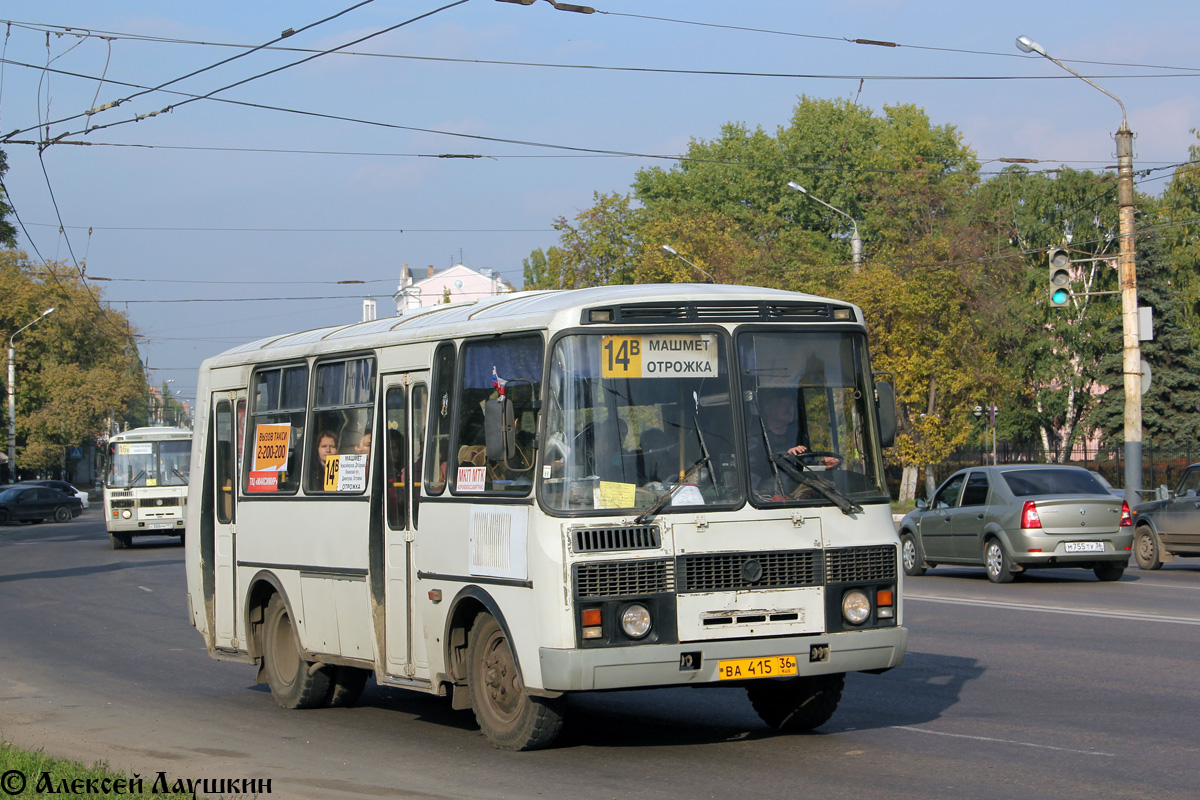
[185,283,905,750]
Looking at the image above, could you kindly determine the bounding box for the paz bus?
[184,283,906,750]
[104,425,192,549]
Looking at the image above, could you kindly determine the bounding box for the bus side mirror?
[875,381,897,448]
[484,396,516,461]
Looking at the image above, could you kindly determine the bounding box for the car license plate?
[717,655,797,680]
[1064,541,1104,553]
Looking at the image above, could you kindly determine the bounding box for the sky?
[1,0,1197,409]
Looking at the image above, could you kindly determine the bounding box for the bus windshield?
[541,328,888,514]
[542,331,740,514]
[107,440,192,488]
[739,329,888,506]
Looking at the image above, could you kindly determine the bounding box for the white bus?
[104,425,192,549]
[185,284,906,750]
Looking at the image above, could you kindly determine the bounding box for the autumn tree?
[0,250,144,473]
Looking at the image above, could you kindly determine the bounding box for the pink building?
[392,264,513,314]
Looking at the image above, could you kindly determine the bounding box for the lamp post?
[787,181,862,272]
[7,307,56,477]
[1016,35,1141,502]
[974,404,998,465]
[661,245,715,283]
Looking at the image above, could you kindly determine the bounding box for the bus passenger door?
[381,374,427,676]
[212,391,246,649]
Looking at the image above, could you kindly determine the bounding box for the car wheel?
[54,506,71,523]
[1093,562,1125,582]
[1134,528,1162,570]
[0,510,8,525]
[468,612,565,750]
[901,533,926,577]
[747,673,845,732]
[262,594,331,709]
[983,538,1014,584]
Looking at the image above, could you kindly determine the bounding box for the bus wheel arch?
[443,587,513,707]
[245,571,289,680]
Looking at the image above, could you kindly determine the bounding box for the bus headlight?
[841,589,871,626]
[121,509,132,519]
[620,604,652,639]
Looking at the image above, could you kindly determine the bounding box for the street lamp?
[787,181,863,272]
[1016,35,1141,502]
[973,404,998,465]
[661,245,715,283]
[7,307,56,477]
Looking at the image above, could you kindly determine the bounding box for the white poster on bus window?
[601,334,718,379]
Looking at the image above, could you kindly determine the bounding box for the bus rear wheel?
[467,613,564,751]
[747,673,845,732]
[262,594,330,709]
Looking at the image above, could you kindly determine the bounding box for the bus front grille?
[572,525,660,553]
[677,550,823,593]
[574,559,674,598]
[138,497,183,508]
[825,545,897,584]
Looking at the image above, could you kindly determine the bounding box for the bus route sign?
[601,334,717,379]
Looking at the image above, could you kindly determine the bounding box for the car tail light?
[1119,501,1132,526]
[1020,500,1042,530]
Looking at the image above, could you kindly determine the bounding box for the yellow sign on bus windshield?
[601,334,717,379]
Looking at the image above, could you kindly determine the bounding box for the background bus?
[104,425,192,549]
[185,284,905,750]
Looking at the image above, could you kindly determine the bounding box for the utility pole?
[1017,36,1141,502]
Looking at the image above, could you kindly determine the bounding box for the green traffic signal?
[1048,248,1071,307]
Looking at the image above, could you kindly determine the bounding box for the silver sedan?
[899,464,1133,583]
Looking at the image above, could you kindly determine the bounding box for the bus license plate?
[1064,541,1104,553]
[147,522,174,530]
[717,655,797,680]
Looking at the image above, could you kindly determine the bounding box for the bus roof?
[201,283,861,370]
[110,426,194,441]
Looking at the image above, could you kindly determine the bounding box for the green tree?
[0,149,17,248]
[521,246,565,290]
[0,251,144,473]
[549,191,645,288]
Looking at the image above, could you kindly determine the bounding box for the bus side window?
[424,343,456,495]
[246,364,308,495]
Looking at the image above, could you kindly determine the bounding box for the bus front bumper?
[537,626,907,692]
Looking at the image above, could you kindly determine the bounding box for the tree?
[0,251,144,473]
[0,148,18,248]
[548,191,645,288]
[521,246,565,290]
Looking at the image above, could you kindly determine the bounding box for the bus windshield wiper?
[634,456,709,525]
[770,454,862,516]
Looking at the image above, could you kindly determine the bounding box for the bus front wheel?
[262,594,331,709]
[747,673,844,732]
[467,612,564,750]
[110,533,131,550]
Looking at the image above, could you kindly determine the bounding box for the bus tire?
[747,673,844,732]
[324,666,370,708]
[467,612,564,751]
[54,506,72,523]
[262,593,331,709]
[110,533,131,550]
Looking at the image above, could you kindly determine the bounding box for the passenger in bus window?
[353,431,372,455]
[316,431,338,464]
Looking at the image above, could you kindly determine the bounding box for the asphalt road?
[2,513,1198,799]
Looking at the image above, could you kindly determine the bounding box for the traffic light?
[1048,248,1071,307]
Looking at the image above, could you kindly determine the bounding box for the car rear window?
[1002,469,1106,497]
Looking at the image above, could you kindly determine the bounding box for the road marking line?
[138,586,153,593]
[895,725,1114,756]
[906,594,1200,625]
